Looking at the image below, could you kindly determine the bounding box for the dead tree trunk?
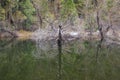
[94,0,104,41]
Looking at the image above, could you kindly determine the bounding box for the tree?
[19,0,35,27]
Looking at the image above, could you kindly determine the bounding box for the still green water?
[0,39,120,80]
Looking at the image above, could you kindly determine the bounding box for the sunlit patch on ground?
[16,30,33,40]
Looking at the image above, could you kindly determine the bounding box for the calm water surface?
[0,38,120,80]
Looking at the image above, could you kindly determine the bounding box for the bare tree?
[93,0,104,41]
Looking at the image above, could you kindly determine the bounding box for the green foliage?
[0,0,119,30]
[19,0,35,25]
[106,0,114,10]
[0,6,5,20]
[0,0,10,8]
[74,0,85,18]
[74,0,85,8]
[13,10,27,22]
[0,0,35,28]
[60,0,77,19]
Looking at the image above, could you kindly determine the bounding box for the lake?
[0,38,120,80]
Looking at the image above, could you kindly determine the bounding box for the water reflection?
[0,38,15,50]
[0,39,120,80]
[0,39,36,80]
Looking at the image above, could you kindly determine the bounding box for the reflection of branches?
[96,39,103,62]
[0,38,16,50]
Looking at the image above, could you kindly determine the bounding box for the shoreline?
[1,28,120,45]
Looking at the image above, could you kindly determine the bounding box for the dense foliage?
[0,0,119,31]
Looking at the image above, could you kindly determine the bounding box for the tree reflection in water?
[0,39,120,80]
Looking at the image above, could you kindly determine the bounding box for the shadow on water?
[0,36,120,80]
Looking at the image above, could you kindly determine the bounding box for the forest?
[0,0,120,80]
[0,0,119,41]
